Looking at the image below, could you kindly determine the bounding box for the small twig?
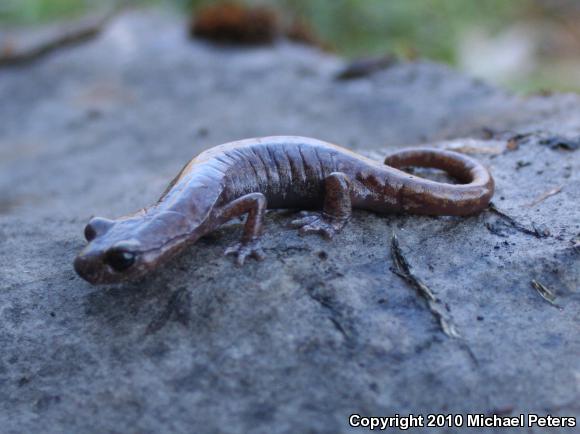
[539,136,580,151]
[444,145,503,155]
[335,54,396,80]
[145,288,192,334]
[390,231,459,338]
[0,11,114,68]
[505,132,536,151]
[487,202,549,238]
[306,285,353,344]
[531,280,561,309]
[527,186,563,207]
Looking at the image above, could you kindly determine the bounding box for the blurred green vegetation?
[259,0,528,62]
[0,0,91,23]
[0,0,529,62]
[1,0,578,92]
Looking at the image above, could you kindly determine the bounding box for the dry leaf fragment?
[528,186,563,207]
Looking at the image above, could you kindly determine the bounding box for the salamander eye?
[105,248,136,272]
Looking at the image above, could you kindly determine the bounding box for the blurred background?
[1,0,579,93]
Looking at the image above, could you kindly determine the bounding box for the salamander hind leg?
[217,193,267,266]
[291,172,352,239]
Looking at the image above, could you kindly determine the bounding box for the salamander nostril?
[84,217,114,241]
[105,249,136,272]
[84,224,97,241]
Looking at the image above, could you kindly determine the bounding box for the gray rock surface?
[0,10,578,434]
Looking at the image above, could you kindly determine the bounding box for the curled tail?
[384,148,494,216]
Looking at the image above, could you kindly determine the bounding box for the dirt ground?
[0,11,578,434]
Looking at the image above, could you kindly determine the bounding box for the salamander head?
[74,211,194,284]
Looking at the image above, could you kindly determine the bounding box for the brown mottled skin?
[74,136,494,284]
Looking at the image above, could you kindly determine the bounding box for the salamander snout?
[74,250,103,284]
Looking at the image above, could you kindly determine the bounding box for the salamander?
[74,136,494,284]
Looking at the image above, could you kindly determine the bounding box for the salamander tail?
[384,148,494,216]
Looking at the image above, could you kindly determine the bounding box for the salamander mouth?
[74,255,149,284]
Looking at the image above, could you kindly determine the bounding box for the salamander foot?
[290,212,348,239]
[224,239,265,266]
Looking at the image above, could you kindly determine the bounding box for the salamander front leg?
[291,172,352,239]
[217,193,267,266]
